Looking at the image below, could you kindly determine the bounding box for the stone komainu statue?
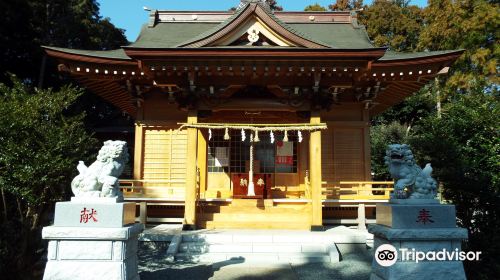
[71,140,129,200]
[385,144,437,199]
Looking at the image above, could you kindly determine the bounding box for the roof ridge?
[176,2,330,48]
[174,3,250,47]
[263,8,331,47]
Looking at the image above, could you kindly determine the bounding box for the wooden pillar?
[363,108,372,180]
[309,111,323,230]
[197,130,207,198]
[133,123,144,180]
[299,137,310,197]
[183,110,198,230]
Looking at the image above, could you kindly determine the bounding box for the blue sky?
[97,0,428,42]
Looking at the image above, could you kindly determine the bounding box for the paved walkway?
[138,243,373,280]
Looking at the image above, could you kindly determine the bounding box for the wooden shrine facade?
[44,1,462,230]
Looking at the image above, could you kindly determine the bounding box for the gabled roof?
[129,23,220,48]
[128,22,375,49]
[42,3,464,118]
[123,3,376,50]
[176,1,329,48]
[288,24,373,49]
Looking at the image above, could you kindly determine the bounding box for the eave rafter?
[44,43,463,118]
[74,76,138,117]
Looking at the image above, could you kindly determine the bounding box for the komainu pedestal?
[42,199,143,280]
[368,200,468,280]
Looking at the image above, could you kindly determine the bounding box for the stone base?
[370,261,466,280]
[389,198,440,205]
[54,201,136,228]
[43,223,144,280]
[376,203,456,229]
[368,203,468,280]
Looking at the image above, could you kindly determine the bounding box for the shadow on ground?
[140,263,214,280]
[138,246,373,280]
[291,252,373,280]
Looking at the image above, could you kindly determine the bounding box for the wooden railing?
[119,179,186,225]
[322,181,394,200]
[120,179,186,199]
[120,179,394,226]
[121,179,393,200]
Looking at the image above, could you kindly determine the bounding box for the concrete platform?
[138,225,368,265]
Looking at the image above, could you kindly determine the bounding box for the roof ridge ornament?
[237,0,271,11]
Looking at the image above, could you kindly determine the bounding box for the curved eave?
[43,47,138,117]
[370,79,432,116]
[370,50,464,116]
[43,46,137,66]
[123,47,387,60]
[76,77,137,118]
[373,50,464,67]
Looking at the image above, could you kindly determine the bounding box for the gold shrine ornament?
[257,178,265,186]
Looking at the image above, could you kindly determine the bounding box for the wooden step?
[201,206,311,215]
[197,199,312,229]
[201,202,311,212]
[227,199,310,207]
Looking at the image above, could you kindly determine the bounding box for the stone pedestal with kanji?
[42,198,143,280]
[368,200,468,280]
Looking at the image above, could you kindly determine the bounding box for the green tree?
[267,0,283,11]
[0,0,128,86]
[372,85,438,128]
[0,0,133,159]
[364,2,499,277]
[328,0,363,11]
[418,0,499,90]
[410,89,500,279]
[304,3,328,11]
[0,77,97,279]
[359,0,423,52]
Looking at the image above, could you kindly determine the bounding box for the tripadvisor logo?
[374,244,482,267]
[375,244,398,267]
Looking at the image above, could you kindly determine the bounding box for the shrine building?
[44,0,462,230]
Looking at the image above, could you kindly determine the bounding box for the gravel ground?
[138,248,373,280]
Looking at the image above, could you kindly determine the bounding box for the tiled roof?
[43,46,131,60]
[379,50,464,61]
[128,23,220,48]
